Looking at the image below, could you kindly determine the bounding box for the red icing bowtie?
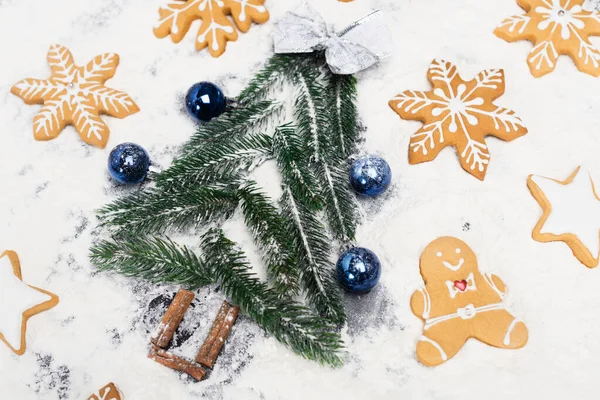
[454,280,468,291]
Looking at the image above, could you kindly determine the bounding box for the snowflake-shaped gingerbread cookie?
[495,0,600,77]
[154,0,270,57]
[389,59,528,180]
[11,45,139,148]
[528,166,600,268]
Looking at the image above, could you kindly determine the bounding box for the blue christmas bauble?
[349,155,392,197]
[108,143,151,185]
[336,247,381,293]
[185,82,227,123]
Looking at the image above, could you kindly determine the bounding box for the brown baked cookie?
[11,44,139,148]
[88,382,122,400]
[0,250,59,355]
[389,59,527,180]
[154,0,270,57]
[410,237,528,366]
[495,0,600,77]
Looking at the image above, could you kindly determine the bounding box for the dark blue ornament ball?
[349,155,392,197]
[336,247,381,294]
[108,143,151,185]
[185,81,227,123]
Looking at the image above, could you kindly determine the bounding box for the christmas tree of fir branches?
[90,54,360,366]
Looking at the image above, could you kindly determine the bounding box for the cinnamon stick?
[148,345,206,381]
[195,301,240,368]
[151,289,195,348]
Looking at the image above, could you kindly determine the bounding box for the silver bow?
[274,3,393,75]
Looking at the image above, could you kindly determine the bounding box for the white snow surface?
[1,0,600,399]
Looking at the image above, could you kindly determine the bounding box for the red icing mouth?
[454,280,468,291]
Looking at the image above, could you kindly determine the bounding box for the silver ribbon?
[274,3,393,75]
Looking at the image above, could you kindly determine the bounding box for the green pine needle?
[156,132,273,190]
[89,235,213,288]
[238,182,300,297]
[97,185,239,234]
[272,124,322,210]
[182,100,283,154]
[201,229,345,366]
[281,189,346,324]
[326,73,358,159]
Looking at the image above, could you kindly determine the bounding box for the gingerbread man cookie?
[410,237,528,366]
[0,250,59,355]
[389,59,527,180]
[528,166,600,268]
[11,44,139,148]
[495,0,600,77]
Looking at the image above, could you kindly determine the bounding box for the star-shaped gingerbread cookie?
[528,166,600,268]
[0,250,59,355]
[11,44,139,148]
[495,0,600,77]
[389,59,528,180]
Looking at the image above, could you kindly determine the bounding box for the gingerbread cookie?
[410,237,528,366]
[389,59,527,180]
[0,250,59,355]
[11,44,139,148]
[495,0,600,77]
[528,166,600,268]
[88,382,122,400]
[154,0,270,58]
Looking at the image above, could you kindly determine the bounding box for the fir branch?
[238,182,300,297]
[201,229,344,366]
[90,232,345,366]
[292,63,357,242]
[89,235,213,288]
[96,186,239,234]
[272,124,322,210]
[182,100,283,154]
[325,73,358,158]
[238,54,305,104]
[281,189,346,324]
[315,160,357,242]
[156,133,273,190]
[292,63,331,164]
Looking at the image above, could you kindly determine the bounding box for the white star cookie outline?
[0,251,59,355]
[527,166,600,268]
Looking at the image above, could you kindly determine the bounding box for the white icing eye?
[455,248,461,254]
[436,252,442,257]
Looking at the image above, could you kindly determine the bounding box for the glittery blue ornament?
[336,247,381,293]
[349,155,391,197]
[185,82,227,123]
[108,143,151,185]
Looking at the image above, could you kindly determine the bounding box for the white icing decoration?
[391,59,525,172]
[442,258,464,271]
[419,336,448,361]
[424,302,505,330]
[455,248,461,253]
[503,318,520,345]
[536,2,585,40]
[522,1,600,70]
[0,255,51,350]
[531,168,600,259]
[436,251,442,257]
[445,272,477,298]
[419,288,431,319]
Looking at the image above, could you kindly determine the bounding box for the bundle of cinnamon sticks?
[147,289,240,381]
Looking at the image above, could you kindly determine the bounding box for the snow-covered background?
[1,0,600,398]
